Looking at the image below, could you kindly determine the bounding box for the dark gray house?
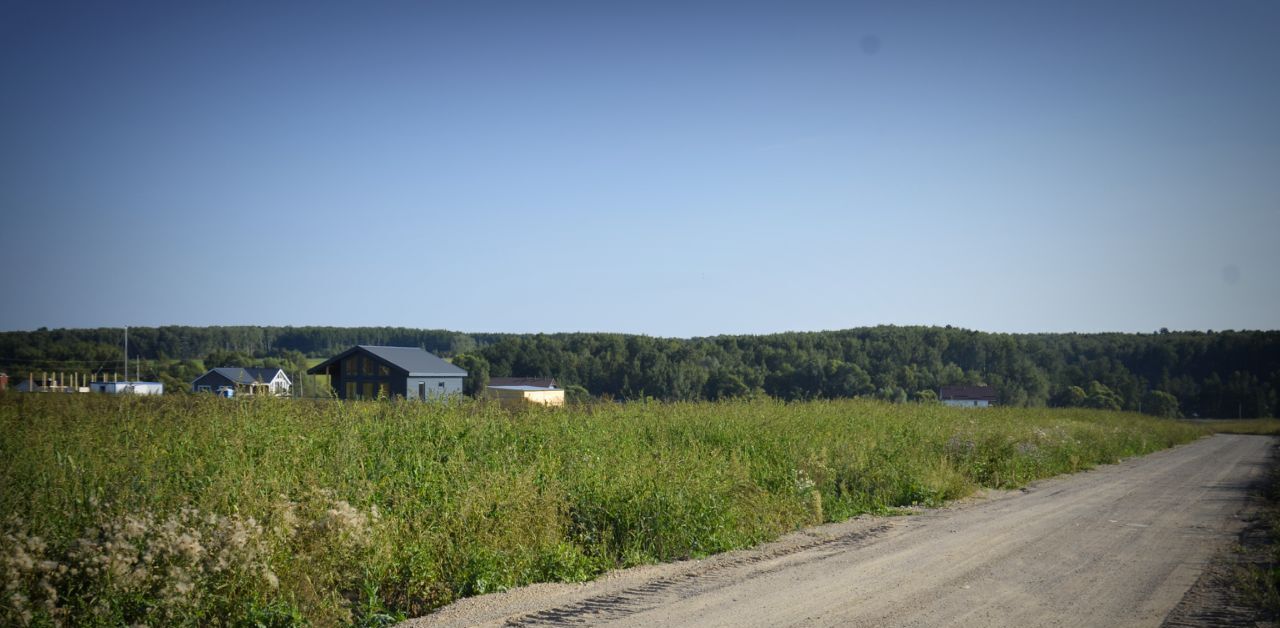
[192,367,292,396]
[307,345,466,400]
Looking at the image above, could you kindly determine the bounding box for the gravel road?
[408,434,1273,628]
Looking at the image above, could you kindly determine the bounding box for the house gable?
[307,346,466,378]
[307,345,466,400]
[192,370,237,390]
[192,367,291,394]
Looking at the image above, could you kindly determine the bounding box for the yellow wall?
[485,387,565,408]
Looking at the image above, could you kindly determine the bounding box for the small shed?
[485,385,565,409]
[192,367,292,396]
[308,345,466,400]
[939,385,997,408]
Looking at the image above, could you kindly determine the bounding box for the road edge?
[1162,439,1279,627]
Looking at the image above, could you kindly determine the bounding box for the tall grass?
[0,394,1206,625]
[1192,418,1280,435]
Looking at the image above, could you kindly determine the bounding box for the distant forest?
[2,325,1277,418]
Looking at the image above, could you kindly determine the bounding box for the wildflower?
[122,516,147,540]
[12,546,35,572]
[791,469,816,495]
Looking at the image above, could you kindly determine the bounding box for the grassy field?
[1187,418,1280,435]
[0,394,1207,626]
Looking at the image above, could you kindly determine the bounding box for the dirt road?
[410,434,1273,627]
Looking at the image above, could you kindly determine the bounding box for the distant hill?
[2,325,1277,418]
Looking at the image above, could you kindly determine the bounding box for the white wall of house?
[269,372,292,395]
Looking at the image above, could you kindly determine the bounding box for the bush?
[1142,390,1181,418]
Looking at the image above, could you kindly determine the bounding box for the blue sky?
[2,0,1277,336]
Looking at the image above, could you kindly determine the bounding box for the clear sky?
[1,0,1277,337]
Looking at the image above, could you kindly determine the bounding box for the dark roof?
[198,367,287,386]
[307,345,467,377]
[489,377,557,389]
[939,385,998,402]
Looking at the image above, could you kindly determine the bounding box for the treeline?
[2,326,1278,418]
[0,326,484,364]
[463,328,1280,418]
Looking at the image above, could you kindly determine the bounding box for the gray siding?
[406,376,464,400]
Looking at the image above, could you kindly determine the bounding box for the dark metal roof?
[489,377,557,389]
[307,345,467,377]
[939,385,998,402]
[199,367,287,386]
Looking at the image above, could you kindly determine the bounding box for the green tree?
[913,389,939,404]
[827,361,873,398]
[1085,381,1123,411]
[1141,390,1180,418]
[203,350,255,369]
[705,370,750,400]
[563,384,591,404]
[452,354,490,398]
[1052,386,1088,408]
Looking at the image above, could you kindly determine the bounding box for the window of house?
[346,382,356,399]
[197,385,210,392]
[378,382,389,399]
[363,382,375,399]
[419,382,426,400]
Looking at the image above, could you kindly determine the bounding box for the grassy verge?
[0,394,1206,625]
[1197,418,1280,436]
[1231,445,1280,620]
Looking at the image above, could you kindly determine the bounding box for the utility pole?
[124,326,129,383]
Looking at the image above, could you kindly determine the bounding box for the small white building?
[90,381,164,395]
[940,385,997,408]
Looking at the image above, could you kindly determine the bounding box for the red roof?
[939,385,997,402]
